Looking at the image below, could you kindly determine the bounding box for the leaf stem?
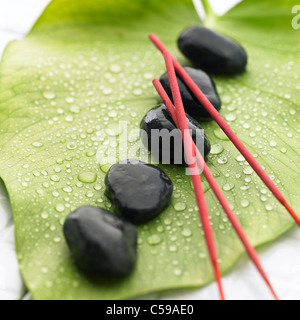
[201,0,214,16]
[201,0,217,26]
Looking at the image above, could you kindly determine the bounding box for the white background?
[0,0,300,300]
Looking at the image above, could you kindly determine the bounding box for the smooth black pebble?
[63,206,138,278]
[178,25,248,75]
[140,104,211,166]
[105,160,173,225]
[160,66,221,119]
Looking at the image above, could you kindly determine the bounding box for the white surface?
[0,0,299,301]
[0,0,51,300]
[0,181,25,300]
[193,0,242,18]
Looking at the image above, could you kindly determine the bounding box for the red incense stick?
[149,33,300,227]
[163,51,225,300]
[153,78,279,300]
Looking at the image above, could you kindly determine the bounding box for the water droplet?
[250,132,256,138]
[103,88,113,95]
[210,144,224,155]
[32,142,43,148]
[260,195,267,202]
[63,186,73,193]
[243,167,254,175]
[244,177,251,185]
[33,171,41,177]
[270,140,277,147]
[54,166,61,173]
[67,142,77,150]
[225,113,237,122]
[108,110,117,118]
[174,269,182,276]
[143,72,154,80]
[56,158,64,165]
[52,191,59,197]
[265,204,273,211]
[199,252,206,259]
[53,236,62,243]
[78,172,97,184]
[100,164,112,173]
[41,212,49,219]
[223,183,235,191]
[65,115,74,122]
[55,203,65,212]
[50,175,60,182]
[43,91,55,99]
[236,155,245,162]
[181,228,192,237]
[65,97,75,104]
[70,105,80,114]
[133,88,142,96]
[93,184,102,191]
[110,64,122,73]
[86,191,94,198]
[36,188,44,195]
[157,226,164,233]
[86,150,96,157]
[147,234,162,246]
[174,202,186,211]
[169,245,177,252]
[214,128,230,141]
[41,267,48,274]
[164,218,172,225]
[222,95,232,104]
[241,199,250,208]
[217,156,228,165]
[96,198,104,204]
[105,124,122,137]
[280,148,287,154]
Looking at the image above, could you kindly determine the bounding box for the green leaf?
[0,0,299,299]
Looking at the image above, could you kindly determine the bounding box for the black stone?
[178,25,248,75]
[105,160,173,225]
[140,104,211,166]
[160,66,221,119]
[63,206,137,278]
